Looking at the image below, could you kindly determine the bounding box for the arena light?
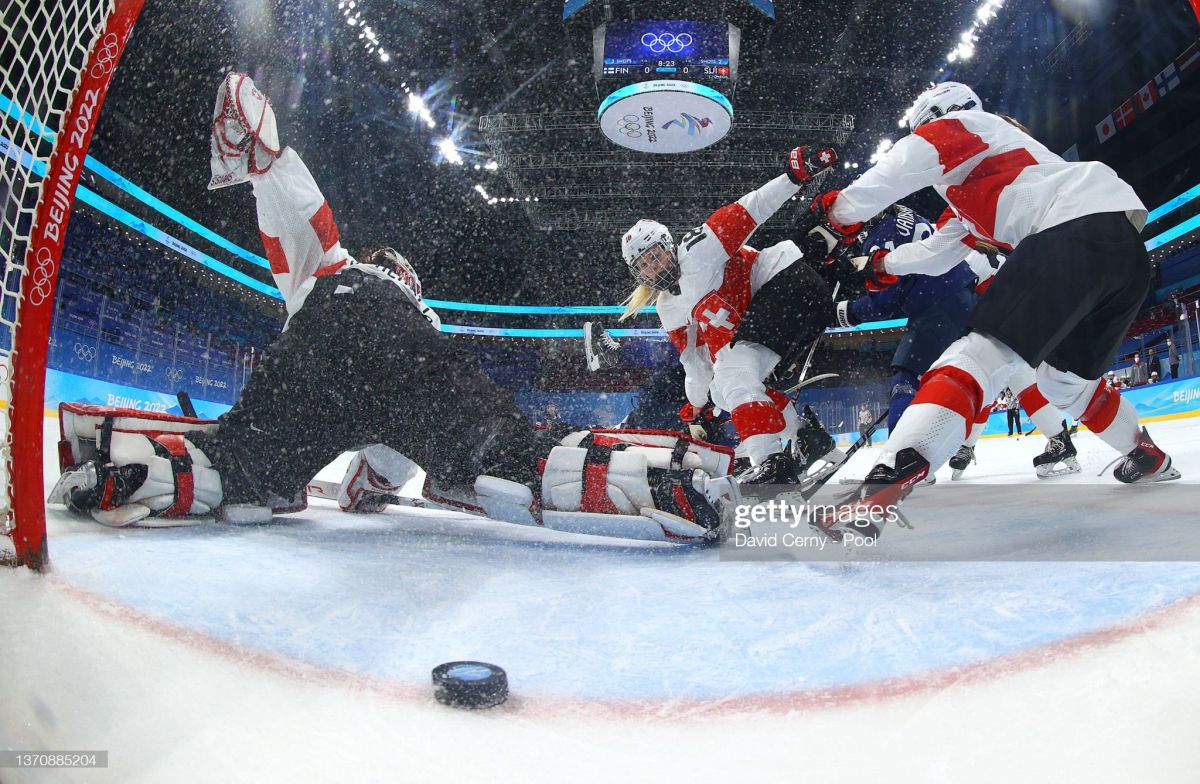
[873,0,1008,163]
[334,4,517,202]
[438,137,463,165]
[868,138,894,165]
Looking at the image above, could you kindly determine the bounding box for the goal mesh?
[1,0,144,568]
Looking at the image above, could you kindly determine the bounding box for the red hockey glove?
[679,401,716,424]
[852,249,899,291]
[785,145,838,185]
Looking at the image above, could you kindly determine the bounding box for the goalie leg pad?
[55,430,224,522]
[540,442,723,531]
[51,404,242,524]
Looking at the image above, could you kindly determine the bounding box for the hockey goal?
[1,0,144,569]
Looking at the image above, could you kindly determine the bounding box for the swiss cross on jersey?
[694,292,742,351]
[689,247,757,356]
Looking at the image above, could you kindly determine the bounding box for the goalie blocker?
[50,404,738,543]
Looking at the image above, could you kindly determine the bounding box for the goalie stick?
[302,479,721,545]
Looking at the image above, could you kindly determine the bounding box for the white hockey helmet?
[906,82,983,130]
[622,219,678,291]
[366,247,422,300]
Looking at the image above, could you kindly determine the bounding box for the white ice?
[3,415,1200,783]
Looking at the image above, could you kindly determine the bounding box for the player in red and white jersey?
[868,208,1083,480]
[208,73,437,329]
[619,146,840,483]
[793,82,1178,541]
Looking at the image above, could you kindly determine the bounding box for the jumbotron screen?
[600,20,732,81]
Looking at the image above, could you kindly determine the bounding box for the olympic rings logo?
[167,366,184,383]
[641,32,693,54]
[28,245,56,307]
[74,342,96,362]
[89,33,121,79]
[617,114,642,137]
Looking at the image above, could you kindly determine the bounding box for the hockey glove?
[850,249,899,291]
[208,72,281,189]
[790,189,864,264]
[834,300,858,328]
[785,145,838,185]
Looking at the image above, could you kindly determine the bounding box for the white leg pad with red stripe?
[53,404,226,526]
[882,333,1023,470]
[103,431,224,519]
[1035,364,1140,453]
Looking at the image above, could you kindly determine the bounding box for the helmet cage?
[628,241,680,292]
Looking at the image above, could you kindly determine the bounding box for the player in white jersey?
[47,73,737,541]
[792,82,1179,541]
[619,146,842,484]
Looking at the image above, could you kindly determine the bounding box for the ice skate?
[811,447,930,542]
[949,444,976,480]
[1111,428,1181,484]
[583,321,621,372]
[1034,427,1081,478]
[791,407,847,487]
[737,452,802,485]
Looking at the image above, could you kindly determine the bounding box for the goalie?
[47,73,736,544]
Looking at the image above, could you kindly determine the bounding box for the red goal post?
[1,0,145,569]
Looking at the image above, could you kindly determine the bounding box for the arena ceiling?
[85,0,1178,313]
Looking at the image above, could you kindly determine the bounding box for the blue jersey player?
[834,205,978,435]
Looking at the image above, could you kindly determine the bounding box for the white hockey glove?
[208,72,281,189]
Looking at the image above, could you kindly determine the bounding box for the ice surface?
[3,415,1200,782]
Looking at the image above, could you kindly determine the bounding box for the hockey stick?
[799,409,888,501]
[790,280,840,389]
[782,372,839,395]
[303,479,714,545]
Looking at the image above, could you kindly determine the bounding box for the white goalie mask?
[906,82,983,131]
[622,219,679,292]
[365,247,422,300]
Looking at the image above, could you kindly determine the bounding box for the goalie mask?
[906,82,983,131]
[364,247,422,300]
[622,219,679,292]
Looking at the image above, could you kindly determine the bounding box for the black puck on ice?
[431,661,508,709]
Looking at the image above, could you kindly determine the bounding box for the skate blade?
[1036,464,1082,479]
[1144,466,1182,483]
[950,468,966,481]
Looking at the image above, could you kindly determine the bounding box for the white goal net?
[1,0,144,568]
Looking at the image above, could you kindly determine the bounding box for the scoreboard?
[599,20,733,82]
[588,16,743,154]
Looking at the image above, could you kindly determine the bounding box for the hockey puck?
[432,661,508,709]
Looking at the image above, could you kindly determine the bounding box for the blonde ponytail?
[620,283,661,322]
